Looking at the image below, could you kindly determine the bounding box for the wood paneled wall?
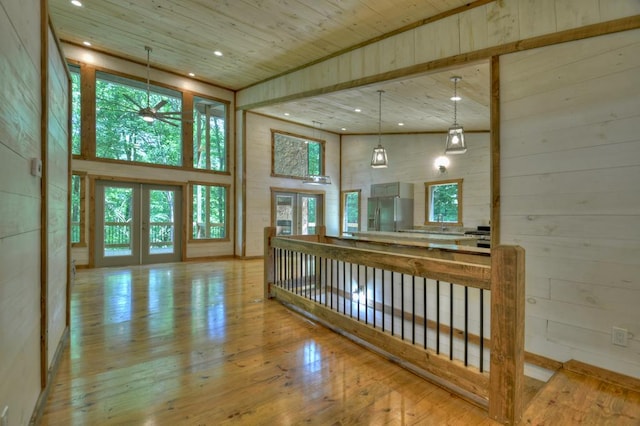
[500,29,640,379]
[0,0,44,423]
[341,132,491,229]
[237,0,639,109]
[46,27,70,365]
[244,113,341,257]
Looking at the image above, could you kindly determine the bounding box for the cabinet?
[370,182,413,198]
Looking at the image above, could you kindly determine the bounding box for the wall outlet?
[612,327,628,347]
[1,406,8,426]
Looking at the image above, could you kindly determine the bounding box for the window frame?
[68,62,230,175]
[189,181,230,242]
[70,171,87,247]
[271,129,325,180]
[424,178,463,227]
[341,189,361,235]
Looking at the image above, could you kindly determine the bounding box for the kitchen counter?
[350,230,479,247]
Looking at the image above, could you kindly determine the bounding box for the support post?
[489,245,525,424]
[264,227,276,299]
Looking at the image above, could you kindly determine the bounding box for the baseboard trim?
[29,326,69,425]
[563,359,640,393]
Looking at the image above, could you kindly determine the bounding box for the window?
[95,71,182,166]
[272,130,324,179]
[69,65,81,155]
[341,190,361,234]
[70,172,86,245]
[191,183,228,239]
[193,97,227,172]
[425,179,463,226]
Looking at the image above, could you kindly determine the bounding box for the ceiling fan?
[121,45,189,127]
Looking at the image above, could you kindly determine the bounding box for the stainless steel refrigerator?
[367,196,414,232]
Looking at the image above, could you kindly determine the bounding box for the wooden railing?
[264,227,525,424]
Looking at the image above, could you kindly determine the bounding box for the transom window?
[95,71,183,166]
[193,96,227,172]
[425,179,463,226]
[271,130,324,179]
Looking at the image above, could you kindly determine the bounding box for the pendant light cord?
[453,78,458,126]
[377,90,384,144]
[145,46,151,107]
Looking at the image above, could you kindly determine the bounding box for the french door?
[95,181,182,267]
[273,190,323,236]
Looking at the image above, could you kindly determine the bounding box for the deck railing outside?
[264,227,525,425]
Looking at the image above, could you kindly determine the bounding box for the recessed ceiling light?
[341,127,347,131]
[213,50,223,57]
[451,95,461,101]
[354,108,361,112]
[71,0,82,6]
[82,41,91,46]
[188,72,195,77]
[398,122,404,126]
[283,112,290,116]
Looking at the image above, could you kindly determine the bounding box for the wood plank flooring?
[40,260,498,425]
[521,368,640,425]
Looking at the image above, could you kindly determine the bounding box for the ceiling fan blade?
[155,116,179,127]
[153,100,168,111]
[123,94,145,111]
[155,111,193,116]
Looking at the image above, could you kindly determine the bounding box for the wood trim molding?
[239,16,640,111]
[490,55,500,246]
[563,360,640,394]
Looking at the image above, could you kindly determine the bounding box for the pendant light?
[444,76,467,154]
[371,90,388,168]
[303,121,332,185]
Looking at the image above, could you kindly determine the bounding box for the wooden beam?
[490,55,500,246]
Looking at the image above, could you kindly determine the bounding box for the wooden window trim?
[189,181,230,242]
[424,178,463,227]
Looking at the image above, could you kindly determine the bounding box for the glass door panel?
[273,191,323,236]
[95,181,181,267]
[142,186,181,264]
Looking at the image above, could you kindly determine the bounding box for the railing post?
[264,227,277,299]
[317,225,326,243]
[489,245,525,424]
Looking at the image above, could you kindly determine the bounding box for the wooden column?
[489,245,525,424]
[264,227,276,299]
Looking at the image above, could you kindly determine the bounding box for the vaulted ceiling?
[49,0,490,134]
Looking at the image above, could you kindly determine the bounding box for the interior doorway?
[272,190,324,236]
[94,180,182,267]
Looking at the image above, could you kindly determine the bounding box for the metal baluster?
[381,270,385,332]
[323,257,327,306]
[412,275,415,345]
[480,288,484,373]
[357,264,361,322]
[365,266,368,325]
[372,268,376,329]
[436,280,440,354]
[423,277,427,350]
[464,286,469,367]
[401,274,405,341]
[391,272,395,336]
[342,260,346,314]
[449,282,454,361]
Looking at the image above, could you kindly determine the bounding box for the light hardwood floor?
[40,260,498,425]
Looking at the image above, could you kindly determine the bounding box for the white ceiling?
[49,0,489,134]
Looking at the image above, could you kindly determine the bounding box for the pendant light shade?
[371,90,388,168]
[445,76,467,154]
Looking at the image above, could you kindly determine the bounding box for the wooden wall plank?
[518,0,557,39]
[500,29,640,379]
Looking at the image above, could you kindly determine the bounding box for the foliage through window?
[193,97,227,171]
[342,190,361,233]
[272,130,324,179]
[95,71,182,166]
[70,64,81,155]
[192,184,227,239]
[425,179,463,226]
[70,173,85,245]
